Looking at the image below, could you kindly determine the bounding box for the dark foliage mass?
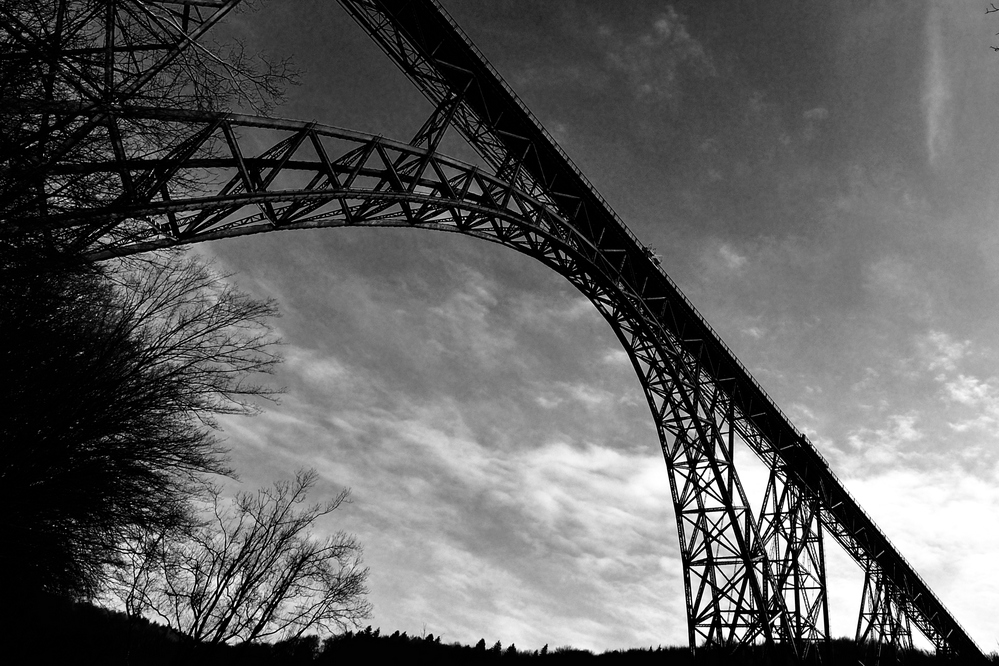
[321,629,990,666]
[0,0,291,601]
[4,594,995,666]
[0,245,278,600]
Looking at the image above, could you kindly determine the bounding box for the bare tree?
[0,249,280,600]
[112,469,372,643]
[1,0,296,600]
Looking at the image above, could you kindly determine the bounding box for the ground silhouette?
[3,592,993,665]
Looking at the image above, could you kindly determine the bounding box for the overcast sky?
[200,0,999,653]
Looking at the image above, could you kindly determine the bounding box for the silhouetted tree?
[112,468,371,644]
[1,0,297,602]
[0,249,278,599]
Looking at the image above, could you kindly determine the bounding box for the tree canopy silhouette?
[0,249,279,599]
[0,0,295,600]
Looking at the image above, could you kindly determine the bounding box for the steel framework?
[0,1,986,661]
[857,560,914,662]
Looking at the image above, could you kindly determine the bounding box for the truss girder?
[1,106,561,253]
[6,102,798,654]
[0,1,986,661]
[331,0,985,659]
[6,100,795,652]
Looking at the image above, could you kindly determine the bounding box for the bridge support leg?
[758,465,830,654]
[607,317,787,652]
[856,564,912,664]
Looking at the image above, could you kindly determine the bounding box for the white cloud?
[789,402,817,422]
[943,374,992,406]
[285,346,353,388]
[803,107,829,121]
[601,348,631,366]
[601,6,715,103]
[939,372,999,433]
[560,382,613,408]
[920,330,969,371]
[907,332,999,434]
[536,394,563,409]
[353,419,681,650]
[512,294,594,328]
[218,339,682,650]
[718,243,747,271]
[843,412,923,470]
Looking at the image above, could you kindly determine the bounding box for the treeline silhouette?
[5,591,994,666]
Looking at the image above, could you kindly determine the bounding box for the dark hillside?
[2,593,993,665]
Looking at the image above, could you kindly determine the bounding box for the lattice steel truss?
[0,0,240,219]
[857,561,914,656]
[0,1,986,662]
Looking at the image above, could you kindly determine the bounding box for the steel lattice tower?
[0,1,987,662]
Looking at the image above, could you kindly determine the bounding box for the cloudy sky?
[198,0,999,653]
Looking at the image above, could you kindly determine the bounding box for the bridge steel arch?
[15,105,823,653]
[0,0,986,661]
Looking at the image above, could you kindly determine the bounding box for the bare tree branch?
[1,247,280,599]
[110,469,371,643]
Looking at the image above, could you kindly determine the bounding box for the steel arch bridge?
[0,1,985,662]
